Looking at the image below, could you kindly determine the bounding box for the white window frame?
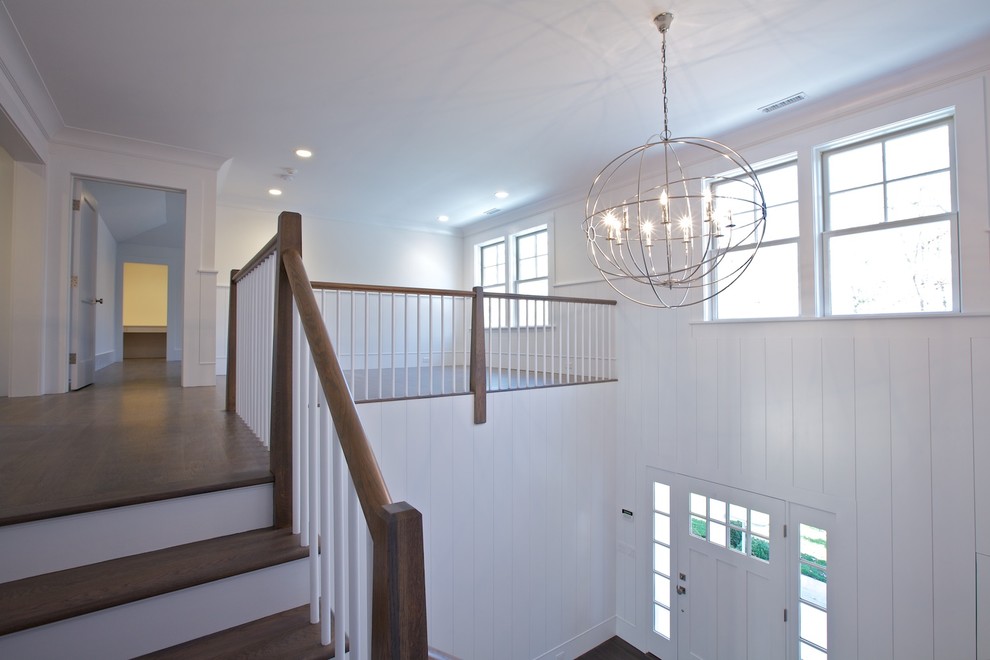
[817,112,959,316]
[707,156,801,321]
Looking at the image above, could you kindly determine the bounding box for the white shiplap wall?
[612,308,988,659]
[357,383,618,659]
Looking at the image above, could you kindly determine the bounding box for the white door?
[645,471,787,660]
[69,191,99,390]
[677,478,786,660]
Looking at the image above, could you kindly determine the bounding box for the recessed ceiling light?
[437,215,450,223]
[494,190,509,199]
[295,148,313,158]
[268,188,283,196]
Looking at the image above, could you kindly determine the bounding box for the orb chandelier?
[584,12,767,308]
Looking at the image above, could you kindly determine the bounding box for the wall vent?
[483,207,501,215]
[759,92,807,114]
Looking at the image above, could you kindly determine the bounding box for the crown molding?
[51,126,230,172]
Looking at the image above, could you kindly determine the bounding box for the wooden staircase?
[0,484,336,659]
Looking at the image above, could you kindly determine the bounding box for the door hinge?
[69,353,77,365]
[71,275,79,288]
[784,608,788,622]
[73,199,81,211]
[783,524,788,538]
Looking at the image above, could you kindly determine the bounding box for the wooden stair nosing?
[138,604,341,660]
[0,472,275,528]
[0,527,306,636]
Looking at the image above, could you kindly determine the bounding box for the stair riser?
[0,558,308,659]
[0,484,273,583]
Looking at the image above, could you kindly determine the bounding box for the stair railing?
[228,212,427,659]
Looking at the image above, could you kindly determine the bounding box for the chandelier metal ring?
[584,12,768,309]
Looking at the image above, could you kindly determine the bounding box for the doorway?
[646,469,787,660]
[122,262,168,359]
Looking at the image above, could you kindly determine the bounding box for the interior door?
[69,191,98,390]
[676,477,786,660]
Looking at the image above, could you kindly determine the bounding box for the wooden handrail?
[483,290,618,305]
[282,248,393,525]
[312,280,474,298]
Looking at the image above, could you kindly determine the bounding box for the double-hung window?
[476,224,549,327]
[709,160,800,319]
[822,116,957,315]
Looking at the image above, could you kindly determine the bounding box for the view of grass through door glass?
[799,524,828,659]
[689,492,770,562]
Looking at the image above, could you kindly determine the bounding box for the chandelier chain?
[660,29,670,140]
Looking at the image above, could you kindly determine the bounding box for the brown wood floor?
[0,360,271,525]
[577,636,658,660]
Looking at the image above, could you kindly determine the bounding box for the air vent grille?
[483,208,501,215]
[759,92,807,114]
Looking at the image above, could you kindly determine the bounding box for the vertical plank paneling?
[428,396,454,652]
[642,307,663,468]
[528,388,549,655]
[929,339,977,659]
[510,390,531,660]
[491,393,514,654]
[821,337,856,497]
[450,396,475,659]
[854,337,894,660]
[695,336,718,475]
[560,382,579,639]
[792,337,823,493]
[888,337,934,660]
[472,394,496,660]
[405,399,432,631]
[676,325,698,475]
[379,401,408,501]
[972,338,990,556]
[716,336,741,479]
[764,338,793,487]
[657,309,678,467]
[590,384,614,628]
[740,337,767,483]
[545,386,565,647]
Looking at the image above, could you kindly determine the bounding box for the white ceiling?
[82,180,185,249]
[5,0,990,232]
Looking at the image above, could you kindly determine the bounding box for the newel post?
[271,211,302,529]
[225,269,239,412]
[371,502,429,660]
[469,286,487,424]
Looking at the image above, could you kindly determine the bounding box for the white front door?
[646,471,787,660]
[69,191,98,390]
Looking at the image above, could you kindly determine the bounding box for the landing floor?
[0,360,271,525]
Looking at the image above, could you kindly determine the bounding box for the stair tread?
[138,604,336,660]
[0,527,306,636]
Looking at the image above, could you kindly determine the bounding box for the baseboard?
[534,616,616,660]
[95,351,116,371]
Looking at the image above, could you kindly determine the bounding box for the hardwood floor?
[577,636,658,660]
[0,360,271,525]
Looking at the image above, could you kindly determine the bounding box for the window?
[798,524,828,659]
[822,116,957,315]
[475,224,550,327]
[689,492,771,563]
[710,160,800,320]
[652,481,673,639]
[479,240,506,293]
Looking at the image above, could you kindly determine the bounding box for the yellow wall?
[122,262,168,327]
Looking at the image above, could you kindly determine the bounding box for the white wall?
[214,205,464,374]
[359,384,617,659]
[0,144,12,396]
